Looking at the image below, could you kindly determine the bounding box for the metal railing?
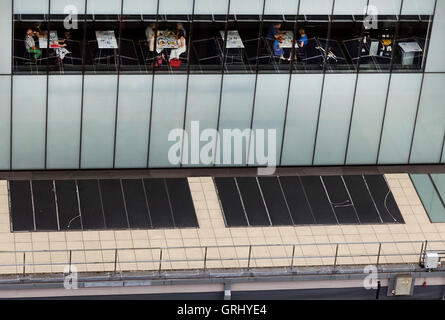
[0,240,444,276]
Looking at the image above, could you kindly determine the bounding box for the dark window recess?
[143,178,176,229]
[300,176,337,225]
[55,180,82,231]
[77,180,106,230]
[99,179,129,229]
[279,176,316,225]
[13,14,432,74]
[9,181,34,231]
[32,180,58,231]
[322,176,359,224]
[236,177,271,226]
[364,175,404,223]
[122,179,152,229]
[343,175,382,224]
[214,177,248,227]
[166,178,199,228]
[258,177,293,226]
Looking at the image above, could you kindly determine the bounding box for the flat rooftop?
[0,173,444,275]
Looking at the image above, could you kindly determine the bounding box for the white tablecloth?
[96,31,118,49]
[398,41,423,53]
[156,30,179,50]
[38,31,58,49]
[220,30,244,49]
[279,31,297,48]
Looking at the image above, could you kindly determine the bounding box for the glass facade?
[0,0,443,170]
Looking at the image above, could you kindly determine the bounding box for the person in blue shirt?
[266,23,285,50]
[273,37,286,60]
[266,23,282,40]
[298,28,308,47]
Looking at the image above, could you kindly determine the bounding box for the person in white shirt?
[145,24,155,52]
[169,23,187,61]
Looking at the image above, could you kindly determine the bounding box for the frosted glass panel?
[346,74,389,165]
[368,0,402,14]
[264,0,299,15]
[183,75,221,167]
[14,0,48,13]
[230,0,264,15]
[0,0,12,74]
[314,74,356,165]
[81,75,117,169]
[149,75,187,168]
[281,74,323,166]
[410,74,445,164]
[442,142,445,163]
[248,74,288,167]
[87,0,121,14]
[12,76,47,169]
[432,174,445,202]
[216,74,255,167]
[402,0,435,15]
[411,174,445,223]
[115,75,152,168]
[425,0,445,72]
[47,75,82,169]
[123,0,157,14]
[194,0,229,15]
[0,77,10,170]
[159,0,193,14]
[378,74,422,164]
[299,0,333,14]
[50,0,85,14]
[333,0,367,14]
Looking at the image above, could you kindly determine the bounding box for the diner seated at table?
[145,24,155,52]
[298,28,308,48]
[265,23,285,51]
[169,23,187,62]
[52,38,71,61]
[273,37,286,60]
[25,29,41,60]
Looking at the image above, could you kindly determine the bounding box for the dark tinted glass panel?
[300,176,337,224]
[236,177,270,226]
[214,177,248,227]
[32,180,58,230]
[99,179,128,229]
[77,180,105,230]
[322,176,359,224]
[166,178,198,228]
[364,175,404,223]
[9,181,34,231]
[258,177,293,225]
[343,175,381,223]
[122,179,151,229]
[55,180,81,230]
[143,179,175,228]
[279,176,315,225]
